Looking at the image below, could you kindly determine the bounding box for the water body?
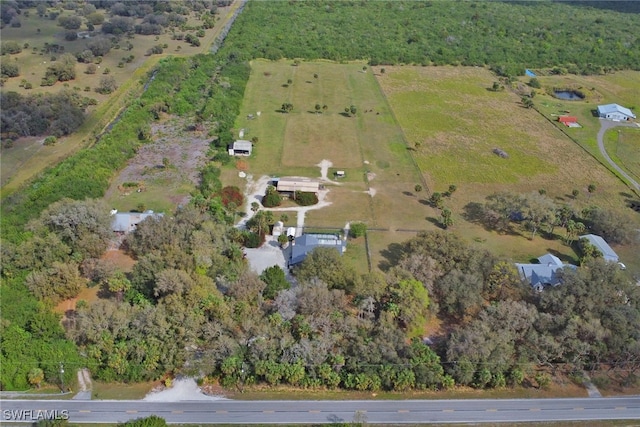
[554,90,584,101]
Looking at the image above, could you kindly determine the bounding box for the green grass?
[233,62,640,274]
[380,66,558,186]
[92,381,155,400]
[605,128,640,182]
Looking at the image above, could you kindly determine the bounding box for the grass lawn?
[374,65,640,272]
[604,127,640,183]
[530,71,640,176]
[92,381,156,400]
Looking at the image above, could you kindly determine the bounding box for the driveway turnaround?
[2,397,639,424]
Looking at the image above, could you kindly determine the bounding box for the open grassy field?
[374,65,640,273]
[232,62,640,274]
[0,2,236,194]
[605,128,640,183]
[530,70,640,178]
[234,60,422,234]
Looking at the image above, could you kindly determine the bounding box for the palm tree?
[315,104,321,114]
[587,184,596,201]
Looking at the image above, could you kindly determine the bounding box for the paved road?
[597,119,640,191]
[2,397,640,424]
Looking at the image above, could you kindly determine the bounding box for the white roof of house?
[232,140,252,151]
[579,234,619,262]
[597,103,636,118]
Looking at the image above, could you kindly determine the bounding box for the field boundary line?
[371,71,431,196]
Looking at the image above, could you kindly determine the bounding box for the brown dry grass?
[53,285,99,315]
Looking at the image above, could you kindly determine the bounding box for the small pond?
[554,90,584,101]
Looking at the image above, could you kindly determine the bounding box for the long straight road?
[2,397,640,424]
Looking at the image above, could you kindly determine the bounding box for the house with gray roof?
[579,234,619,263]
[597,104,636,121]
[515,253,574,291]
[287,233,347,266]
[111,210,164,234]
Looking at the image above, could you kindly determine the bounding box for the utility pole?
[59,363,65,393]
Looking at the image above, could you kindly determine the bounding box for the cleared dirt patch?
[104,117,211,212]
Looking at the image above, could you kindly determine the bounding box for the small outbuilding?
[579,234,619,263]
[597,104,636,121]
[228,140,252,156]
[558,116,577,125]
[276,177,320,194]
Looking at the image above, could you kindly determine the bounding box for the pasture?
[605,128,640,183]
[532,70,640,168]
[234,60,422,233]
[376,66,639,270]
[235,62,640,273]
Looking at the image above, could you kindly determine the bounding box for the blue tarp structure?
[525,69,536,77]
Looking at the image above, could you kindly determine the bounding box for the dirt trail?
[77,368,92,392]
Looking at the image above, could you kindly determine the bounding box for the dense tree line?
[0,53,250,390]
[221,1,640,75]
[0,90,91,139]
[468,191,636,256]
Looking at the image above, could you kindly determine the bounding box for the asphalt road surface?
[2,397,640,424]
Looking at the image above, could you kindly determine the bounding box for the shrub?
[349,222,367,238]
[1,41,22,55]
[212,151,231,165]
[242,231,262,248]
[262,192,281,208]
[294,191,318,206]
[220,186,244,209]
[43,136,58,146]
[1,62,19,78]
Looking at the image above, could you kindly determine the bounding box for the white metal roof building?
[228,140,252,156]
[579,234,619,263]
[597,104,636,121]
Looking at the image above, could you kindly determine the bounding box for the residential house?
[287,233,347,266]
[111,210,164,234]
[515,253,574,291]
[597,104,636,121]
[579,234,619,263]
